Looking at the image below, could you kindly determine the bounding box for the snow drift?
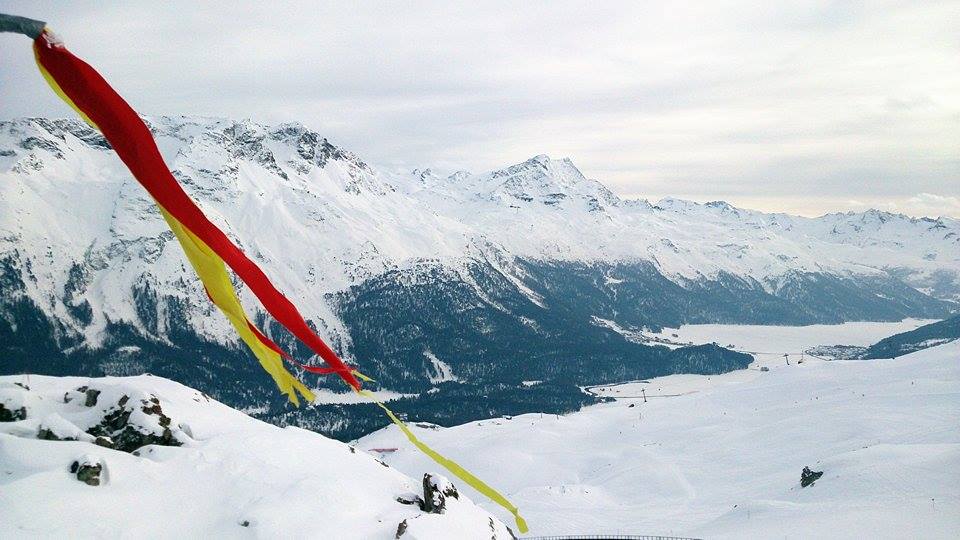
[0,374,516,539]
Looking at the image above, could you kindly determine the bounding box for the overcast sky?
[2,1,958,217]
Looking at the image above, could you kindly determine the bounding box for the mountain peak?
[488,154,581,180]
[521,154,578,170]
[446,170,470,182]
[528,154,551,166]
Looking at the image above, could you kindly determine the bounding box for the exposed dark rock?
[37,427,75,441]
[395,493,424,507]
[142,398,172,427]
[86,394,181,452]
[21,136,64,159]
[88,403,132,435]
[395,519,408,538]
[15,385,183,453]
[490,516,515,539]
[84,388,101,407]
[99,421,176,453]
[62,385,100,406]
[70,459,102,486]
[422,473,459,514]
[94,436,115,449]
[0,403,27,422]
[801,466,824,488]
[239,520,250,528]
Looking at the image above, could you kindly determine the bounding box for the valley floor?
[360,321,960,539]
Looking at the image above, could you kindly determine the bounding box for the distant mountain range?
[1,116,956,438]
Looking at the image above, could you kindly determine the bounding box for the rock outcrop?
[801,466,824,487]
[70,456,103,486]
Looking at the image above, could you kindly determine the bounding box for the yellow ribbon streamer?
[159,207,314,405]
[358,389,529,533]
[35,40,313,406]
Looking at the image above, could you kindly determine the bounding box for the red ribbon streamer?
[34,33,361,391]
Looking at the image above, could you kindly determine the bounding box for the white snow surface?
[424,351,459,384]
[360,323,960,539]
[0,374,514,539]
[311,388,416,405]
[647,318,937,354]
[1,116,957,352]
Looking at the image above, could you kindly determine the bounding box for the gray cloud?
[1,0,957,217]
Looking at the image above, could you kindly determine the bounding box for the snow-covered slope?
[360,328,960,539]
[0,374,515,539]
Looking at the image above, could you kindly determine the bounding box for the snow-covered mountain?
[0,374,515,538]
[395,155,958,295]
[1,116,956,438]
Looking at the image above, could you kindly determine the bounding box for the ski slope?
[360,323,960,539]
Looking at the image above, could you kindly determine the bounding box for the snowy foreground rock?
[362,338,960,539]
[0,375,515,539]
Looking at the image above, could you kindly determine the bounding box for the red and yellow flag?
[6,21,527,532]
[32,30,361,404]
